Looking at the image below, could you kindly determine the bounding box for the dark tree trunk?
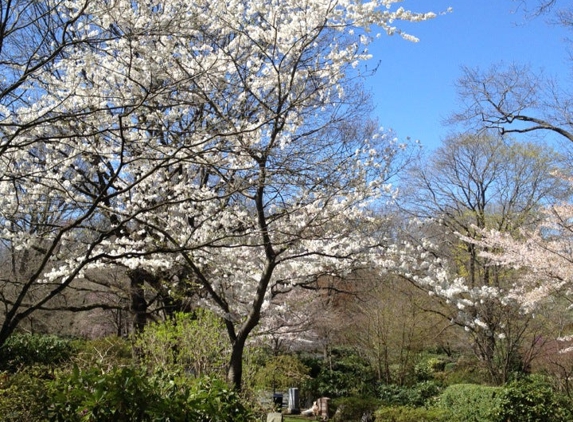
[227,336,247,390]
[128,269,148,332]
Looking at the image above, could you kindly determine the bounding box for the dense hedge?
[435,383,501,422]
[432,378,573,422]
[0,333,77,371]
[491,376,573,422]
[0,333,255,421]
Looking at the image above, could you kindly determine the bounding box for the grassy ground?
[283,416,314,422]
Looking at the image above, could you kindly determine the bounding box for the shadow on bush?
[330,396,381,422]
[378,381,442,408]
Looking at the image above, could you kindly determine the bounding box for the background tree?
[451,1,573,142]
[394,132,565,383]
[451,63,573,143]
[445,0,573,381]
[341,273,448,386]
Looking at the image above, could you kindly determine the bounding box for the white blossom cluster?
[376,219,529,341]
[459,202,573,313]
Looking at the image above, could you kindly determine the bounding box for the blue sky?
[367,0,571,150]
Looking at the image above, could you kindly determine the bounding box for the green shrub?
[331,396,381,422]
[73,336,132,370]
[414,357,447,382]
[301,347,377,397]
[436,383,502,422]
[185,377,254,422]
[133,310,229,378]
[491,376,573,422]
[46,365,254,422]
[0,366,52,421]
[0,333,77,371]
[378,381,442,407]
[441,356,489,386]
[47,365,168,422]
[251,354,310,392]
[374,405,454,422]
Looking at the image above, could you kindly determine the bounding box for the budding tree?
[451,2,573,141]
[391,133,565,383]
[441,0,573,379]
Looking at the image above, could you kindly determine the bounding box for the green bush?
[331,396,381,422]
[378,381,442,407]
[436,383,502,422]
[441,356,489,386]
[251,354,310,392]
[133,310,229,378]
[47,365,169,421]
[184,376,254,422]
[46,365,254,422]
[374,406,454,422]
[414,357,447,382]
[0,333,77,371]
[301,347,377,397]
[491,376,573,422]
[0,366,52,421]
[73,336,132,370]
